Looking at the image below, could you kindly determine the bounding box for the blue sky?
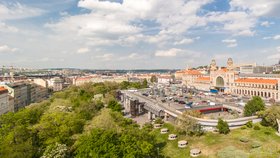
[0,0,280,69]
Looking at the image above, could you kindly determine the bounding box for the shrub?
[246,121,253,128]
[251,142,261,148]
[154,118,164,124]
[253,125,260,130]
[216,119,230,134]
[264,131,271,135]
[142,123,153,132]
[241,126,247,130]
[240,137,249,143]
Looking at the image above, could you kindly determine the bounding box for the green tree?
[142,79,148,88]
[75,129,121,158]
[120,81,130,89]
[107,100,122,112]
[75,128,156,158]
[41,143,68,158]
[176,111,204,136]
[0,125,36,158]
[244,96,265,116]
[217,118,230,134]
[35,112,85,146]
[259,105,280,129]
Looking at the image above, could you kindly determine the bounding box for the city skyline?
[0,0,280,69]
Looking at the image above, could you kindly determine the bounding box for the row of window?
[235,83,277,89]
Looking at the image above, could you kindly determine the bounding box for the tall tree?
[176,111,204,136]
[244,96,265,116]
[259,105,280,129]
[216,118,230,134]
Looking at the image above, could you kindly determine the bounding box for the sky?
[0,0,280,69]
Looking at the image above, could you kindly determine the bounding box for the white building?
[157,76,173,84]
[49,77,64,91]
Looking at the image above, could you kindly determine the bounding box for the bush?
[142,123,153,132]
[41,143,68,158]
[240,137,249,143]
[241,126,247,130]
[251,142,261,148]
[216,119,230,134]
[253,125,260,130]
[246,121,253,128]
[264,131,271,135]
[154,118,164,124]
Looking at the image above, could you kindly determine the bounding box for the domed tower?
[227,58,234,71]
[210,59,217,71]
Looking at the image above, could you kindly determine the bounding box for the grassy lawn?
[151,123,280,158]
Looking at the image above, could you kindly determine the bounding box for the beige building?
[178,58,280,101]
[0,87,9,115]
[73,75,128,86]
[49,77,64,91]
[1,82,28,112]
[27,82,48,104]
[176,69,203,87]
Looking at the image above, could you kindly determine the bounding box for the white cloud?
[0,3,44,20]
[77,47,90,54]
[118,53,145,60]
[260,21,274,27]
[277,47,280,52]
[274,35,280,40]
[96,53,114,61]
[206,11,256,36]
[222,39,238,47]
[47,0,212,46]
[174,38,194,45]
[229,0,280,17]
[263,36,271,40]
[0,45,18,53]
[263,35,280,40]
[155,48,183,57]
[0,22,18,33]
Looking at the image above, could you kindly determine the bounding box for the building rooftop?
[235,78,278,84]
[0,87,8,94]
[196,77,210,81]
[176,69,202,75]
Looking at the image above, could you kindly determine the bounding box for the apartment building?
[0,87,9,115]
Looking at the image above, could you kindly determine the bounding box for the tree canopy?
[216,118,230,134]
[259,105,280,129]
[244,96,265,116]
[0,81,155,158]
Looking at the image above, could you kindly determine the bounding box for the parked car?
[178,101,186,104]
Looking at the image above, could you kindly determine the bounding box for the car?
[142,93,149,96]
[201,100,207,103]
[178,101,186,104]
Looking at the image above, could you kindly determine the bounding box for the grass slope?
[151,123,280,158]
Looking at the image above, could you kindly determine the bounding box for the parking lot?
[140,83,247,119]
